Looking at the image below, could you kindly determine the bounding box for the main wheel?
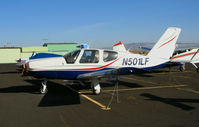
[179,66,184,72]
[92,85,101,95]
[91,79,101,95]
[196,68,199,73]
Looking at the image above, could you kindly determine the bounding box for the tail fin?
[113,42,126,52]
[147,27,181,60]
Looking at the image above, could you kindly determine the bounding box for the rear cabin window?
[80,50,99,63]
[64,50,80,64]
[173,50,187,56]
[103,51,118,62]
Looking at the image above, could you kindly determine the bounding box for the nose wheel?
[40,80,48,94]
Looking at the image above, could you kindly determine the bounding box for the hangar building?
[0,43,79,63]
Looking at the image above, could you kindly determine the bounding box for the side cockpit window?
[103,51,118,62]
[64,50,80,64]
[80,50,99,63]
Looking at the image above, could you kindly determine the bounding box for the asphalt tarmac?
[0,64,199,127]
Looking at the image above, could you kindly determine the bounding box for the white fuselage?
[27,49,168,73]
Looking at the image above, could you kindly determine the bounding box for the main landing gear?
[91,79,101,95]
[192,63,199,73]
[179,63,185,72]
[179,63,199,73]
[40,80,48,94]
[196,68,199,73]
[179,66,185,72]
[79,79,101,95]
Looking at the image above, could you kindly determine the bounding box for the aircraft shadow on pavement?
[141,93,199,111]
[0,71,20,74]
[0,81,41,94]
[0,79,81,107]
[116,80,143,88]
[25,80,81,107]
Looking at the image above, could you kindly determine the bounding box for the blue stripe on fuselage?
[142,62,168,70]
[30,68,112,80]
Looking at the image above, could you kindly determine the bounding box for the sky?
[0,0,199,48]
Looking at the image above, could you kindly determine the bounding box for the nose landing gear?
[40,80,48,94]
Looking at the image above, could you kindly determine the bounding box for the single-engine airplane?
[27,27,181,95]
[170,48,199,72]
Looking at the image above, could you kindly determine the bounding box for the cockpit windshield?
[64,50,80,64]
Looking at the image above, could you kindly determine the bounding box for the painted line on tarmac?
[79,94,110,111]
[80,85,186,94]
[177,88,199,94]
[64,85,110,111]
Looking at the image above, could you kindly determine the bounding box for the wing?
[76,67,151,80]
[77,69,118,79]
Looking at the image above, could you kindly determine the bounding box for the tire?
[179,66,184,72]
[40,86,48,94]
[196,68,199,73]
[92,87,101,95]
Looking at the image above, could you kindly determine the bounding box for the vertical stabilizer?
[113,42,126,52]
[147,27,181,60]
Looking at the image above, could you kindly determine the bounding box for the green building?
[0,47,21,63]
[43,43,78,55]
[0,42,79,64]
[20,46,49,59]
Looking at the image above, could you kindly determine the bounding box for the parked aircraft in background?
[26,27,181,95]
[170,48,199,72]
[138,43,199,73]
